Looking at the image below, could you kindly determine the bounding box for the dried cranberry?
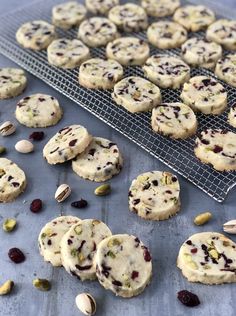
[143,248,152,262]
[29,131,44,141]
[191,248,198,254]
[71,199,88,208]
[8,248,25,263]
[213,145,223,153]
[30,199,43,213]
[177,290,200,307]
[131,271,139,280]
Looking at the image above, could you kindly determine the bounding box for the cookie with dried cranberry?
[38,216,81,267]
[72,137,123,182]
[85,0,119,15]
[228,104,236,128]
[15,93,63,128]
[177,232,236,284]
[129,171,180,221]
[0,68,27,99]
[60,219,112,281]
[215,54,236,88]
[16,20,56,50]
[43,125,92,164]
[0,158,27,203]
[95,234,152,297]
[194,129,236,171]
[141,0,180,17]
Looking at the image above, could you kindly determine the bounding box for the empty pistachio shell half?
[33,278,51,291]
[223,220,236,234]
[0,280,14,295]
[194,212,212,226]
[3,218,17,232]
[15,140,34,153]
[75,293,96,315]
[94,184,111,196]
[0,121,16,136]
[55,184,71,202]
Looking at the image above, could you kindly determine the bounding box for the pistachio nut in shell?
[223,220,236,234]
[0,121,16,136]
[15,139,34,153]
[55,184,71,202]
[75,293,96,315]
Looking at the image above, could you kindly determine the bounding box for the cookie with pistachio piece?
[141,0,180,17]
[85,0,119,15]
[228,104,236,128]
[215,54,236,88]
[0,68,27,99]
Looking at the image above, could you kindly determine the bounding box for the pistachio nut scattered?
[194,212,212,226]
[15,140,34,153]
[223,220,236,234]
[94,184,111,196]
[0,121,16,136]
[0,146,6,154]
[55,184,71,202]
[33,278,51,291]
[75,293,96,316]
[0,280,14,295]
[3,218,17,232]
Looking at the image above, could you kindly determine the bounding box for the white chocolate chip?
[55,184,71,202]
[0,121,16,136]
[75,293,96,315]
[15,140,34,153]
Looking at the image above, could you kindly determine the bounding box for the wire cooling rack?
[0,0,236,202]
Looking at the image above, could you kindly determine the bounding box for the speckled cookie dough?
[129,171,180,220]
[228,104,236,128]
[0,68,27,99]
[151,102,197,139]
[78,17,118,48]
[194,129,236,171]
[79,58,123,90]
[141,0,180,17]
[180,76,227,115]
[215,54,236,88]
[43,125,92,165]
[15,93,63,128]
[142,55,190,89]
[181,38,222,70]
[177,232,236,284]
[173,5,215,32]
[85,0,119,15]
[112,76,162,113]
[108,3,148,32]
[16,20,56,50]
[52,1,87,30]
[61,219,112,281]
[106,37,150,66]
[38,216,81,267]
[0,158,27,203]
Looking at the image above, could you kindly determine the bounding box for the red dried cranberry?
[143,248,152,262]
[131,271,139,280]
[191,248,198,254]
[8,248,25,263]
[177,290,200,307]
[71,199,88,208]
[30,199,43,213]
[29,131,44,141]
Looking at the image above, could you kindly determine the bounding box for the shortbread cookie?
[16,20,56,50]
[180,76,227,115]
[79,58,123,90]
[78,17,118,48]
[177,232,236,284]
[43,125,92,164]
[108,3,148,32]
[228,104,236,128]
[47,38,90,69]
[147,21,187,50]
[141,0,180,17]
[15,93,63,128]
[72,137,123,182]
[85,0,119,15]
[95,234,152,297]
[173,5,215,32]
[38,216,80,267]
[129,171,180,221]
[112,76,162,113]
[151,103,197,139]
[206,19,236,51]
[52,1,87,30]
[181,38,222,70]
[106,37,150,66]
[0,68,27,99]
[142,55,190,89]
[215,54,236,88]
[61,219,112,281]
[0,158,27,203]
[194,129,236,171]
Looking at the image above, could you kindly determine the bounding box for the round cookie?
[173,5,215,32]
[129,171,180,221]
[95,234,152,298]
[52,1,87,30]
[194,129,236,171]
[106,37,150,66]
[60,219,112,281]
[228,104,236,128]
[85,0,119,15]
[0,68,27,100]
[142,55,190,89]
[79,58,123,90]
[181,38,222,70]
[15,93,63,128]
[215,54,236,88]
[43,125,92,165]
[72,137,123,182]
[141,0,180,17]
[0,158,27,203]
[151,102,197,139]
[147,21,187,50]
[47,38,90,69]
[78,17,118,48]
[108,3,148,32]
[16,20,56,50]
[38,216,80,267]
[177,232,236,284]
[112,76,162,113]
[180,76,227,115]
[206,19,236,51]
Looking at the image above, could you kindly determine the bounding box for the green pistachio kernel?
[3,218,17,232]
[0,146,6,154]
[94,184,111,196]
[33,278,51,291]
[0,280,14,295]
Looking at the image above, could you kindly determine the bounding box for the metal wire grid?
[0,0,236,202]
